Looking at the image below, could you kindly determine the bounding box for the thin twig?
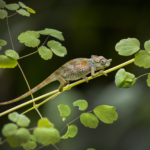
[18,51,38,59]
[0,139,7,145]
[53,144,59,150]
[42,35,50,46]
[137,73,150,79]
[7,13,17,17]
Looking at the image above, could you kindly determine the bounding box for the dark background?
[1,0,150,150]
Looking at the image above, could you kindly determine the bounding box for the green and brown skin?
[0,55,112,105]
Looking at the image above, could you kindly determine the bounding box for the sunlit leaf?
[80,113,99,128]
[26,8,35,14]
[58,104,71,119]
[38,46,53,60]
[73,100,88,111]
[94,105,118,124]
[2,123,18,137]
[37,28,64,41]
[0,9,7,19]
[0,55,18,68]
[16,9,30,17]
[87,148,96,150]
[22,140,37,150]
[115,38,140,56]
[8,112,19,122]
[61,125,78,139]
[5,3,19,10]
[33,127,60,145]
[134,50,150,68]
[16,114,30,127]
[0,0,6,8]
[47,40,67,57]
[38,118,54,128]
[18,31,40,47]
[5,50,19,60]
[147,74,150,87]
[0,39,7,50]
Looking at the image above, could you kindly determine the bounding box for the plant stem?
[137,73,150,79]
[7,13,17,17]
[18,50,38,59]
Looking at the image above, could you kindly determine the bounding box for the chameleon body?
[0,55,112,105]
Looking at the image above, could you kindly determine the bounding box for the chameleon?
[0,55,112,105]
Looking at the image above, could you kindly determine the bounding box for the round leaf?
[5,50,19,60]
[47,40,67,57]
[58,104,71,117]
[18,31,40,47]
[22,140,37,150]
[16,114,30,127]
[8,112,19,122]
[0,55,18,68]
[38,46,53,60]
[33,127,60,145]
[134,50,150,68]
[38,118,54,128]
[0,9,7,19]
[16,9,30,17]
[5,3,19,10]
[0,39,7,50]
[61,125,78,139]
[144,40,150,53]
[18,2,35,14]
[2,123,18,137]
[73,100,88,111]
[147,74,150,87]
[80,113,99,128]
[0,0,6,8]
[94,105,118,124]
[115,38,140,56]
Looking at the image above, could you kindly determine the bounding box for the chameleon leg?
[99,70,107,76]
[91,69,96,77]
[58,76,68,92]
[83,76,89,83]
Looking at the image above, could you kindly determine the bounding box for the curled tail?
[0,73,56,105]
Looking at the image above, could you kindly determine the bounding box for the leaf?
[2,123,18,137]
[147,74,150,87]
[38,118,54,128]
[8,112,19,122]
[29,135,36,142]
[16,114,30,127]
[5,50,19,60]
[18,31,40,48]
[38,46,53,60]
[0,9,7,19]
[0,0,6,8]
[18,2,35,14]
[5,3,19,10]
[144,40,150,53]
[80,113,99,128]
[61,125,78,139]
[0,39,7,50]
[16,9,30,17]
[7,128,30,147]
[22,140,37,150]
[73,100,88,111]
[47,40,67,57]
[115,38,140,56]
[134,50,150,68]
[58,104,71,120]
[87,148,96,150]
[37,28,64,41]
[33,127,60,145]
[0,55,18,68]
[94,105,118,124]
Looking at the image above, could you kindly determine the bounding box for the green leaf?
[8,112,19,122]
[38,46,53,60]
[0,0,6,8]
[134,50,150,68]
[5,50,19,60]
[73,100,88,111]
[0,9,7,19]
[61,125,78,139]
[80,113,99,128]
[18,31,40,47]
[16,114,30,127]
[7,128,30,147]
[2,123,18,137]
[144,40,150,53]
[22,140,37,150]
[94,105,118,124]
[29,135,36,142]
[37,28,65,41]
[147,74,150,87]
[16,9,30,17]
[18,2,35,14]
[87,148,96,150]
[47,40,67,57]
[58,104,71,119]
[0,55,18,68]
[0,39,7,50]
[38,118,54,128]
[115,68,136,88]
[33,127,60,145]
[115,38,140,56]
[5,3,19,10]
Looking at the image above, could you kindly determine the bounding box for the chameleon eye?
[100,59,106,65]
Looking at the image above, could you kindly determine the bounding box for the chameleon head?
[91,55,112,70]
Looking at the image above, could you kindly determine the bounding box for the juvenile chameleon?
[0,55,112,105]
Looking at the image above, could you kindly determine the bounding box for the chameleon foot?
[83,77,89,83]
[99,70,107,76]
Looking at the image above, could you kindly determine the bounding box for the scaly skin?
[0,55,112,105]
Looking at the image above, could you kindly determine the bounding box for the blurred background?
[1,0,150,150]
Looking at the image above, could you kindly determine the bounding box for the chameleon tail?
[0,74,56,105]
